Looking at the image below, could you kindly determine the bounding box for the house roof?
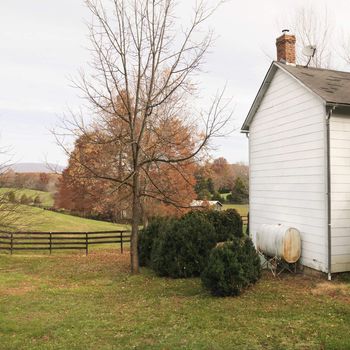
[190,200,223,207]
[241,61,350,132]
[280,63,350,106]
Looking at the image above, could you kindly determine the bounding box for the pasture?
[0,188,54,207]
[0,249,349,349]
[3,205,128,232]
[222,203,248,216]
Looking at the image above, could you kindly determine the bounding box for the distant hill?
[8,163,65,173]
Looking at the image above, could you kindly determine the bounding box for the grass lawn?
[220,192,231,200]
[0,188,54,207]
[3,204,128,233]
[223,203,248,216]
[0,249,349,350]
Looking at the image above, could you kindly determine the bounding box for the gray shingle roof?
[241,62,350,132]
[277,62,350,106]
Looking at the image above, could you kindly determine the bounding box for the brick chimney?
[276,30,296,65]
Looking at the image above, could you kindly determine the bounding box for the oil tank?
[256,224,301,263]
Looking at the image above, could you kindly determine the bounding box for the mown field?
[2,204,128,232]
[222,203,248,216]
[32,206,126,232]
[0,196,349,349]
[0,249,349,350]
[0,188,54,207]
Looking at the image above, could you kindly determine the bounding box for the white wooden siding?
[330,114,350,272]
[249,68,328,272]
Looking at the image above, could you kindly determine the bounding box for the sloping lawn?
[223,204,248,216]
[5,205,128,232]
[0,188,54,207]
[0,250,349,349]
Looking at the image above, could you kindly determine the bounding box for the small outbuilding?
[241,31,350,277]
[190,200,223,211]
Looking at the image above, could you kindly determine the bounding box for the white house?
[241,31,350,277]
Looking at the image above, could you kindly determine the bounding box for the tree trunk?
[130,170,140,274]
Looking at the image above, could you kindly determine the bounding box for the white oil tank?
[256,224,301,263]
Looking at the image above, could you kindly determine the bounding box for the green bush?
[7,191,16,203]
[151,211,216,278]
[20,194,32,205]
[34,195,42,206]
[211,191,223,202]
[201,237,261,297]
[138,217,173,267]
[246,212,249,235]
[204,209,243,241]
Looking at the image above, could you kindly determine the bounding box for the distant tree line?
[54,155,249,223]
[0,171,59,193]
[54,124,197,224]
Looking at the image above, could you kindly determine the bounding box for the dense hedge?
[138,209,248,283]
[203,209,243,241]
[138,217,173,267]
[150,211,216,278]
[201,237,261,297]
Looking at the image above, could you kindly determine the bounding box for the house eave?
[241,61,331,133]
[241,62,277,133]
[326,102,350,114]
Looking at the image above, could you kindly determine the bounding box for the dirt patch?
[311,282,350,303]
[65,249,131,273]
[0,284,36,296]
[262,271,350,300]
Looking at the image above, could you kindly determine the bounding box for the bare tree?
[279,5,334,68]
[340,32,350,66]
[0,146,40,232]
[55,0,232,273]
[0,147,21,231]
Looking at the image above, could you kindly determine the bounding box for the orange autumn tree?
[139,118,198,221]
[56,0,232,273]
[56,117,197,222]
[55,130,131,221]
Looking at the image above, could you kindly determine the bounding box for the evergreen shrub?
[150,211,216,278]
[201,237,261,297]
[138,217,172,267]
[203,209,243,242]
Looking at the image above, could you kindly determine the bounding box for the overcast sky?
[1,0,350,167]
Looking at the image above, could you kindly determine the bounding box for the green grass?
[0,250,349,349]
[223,203,248,216]
[0,188,54,207]
[3,204,128,233]
[25,206,127,232]
[220,192,231,200]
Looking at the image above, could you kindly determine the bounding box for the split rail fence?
[0,215,247,255]
[0,230,131,255]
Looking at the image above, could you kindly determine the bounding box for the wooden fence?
[241,216,248,225]
[0,230,131,255]
[0,215,247,256]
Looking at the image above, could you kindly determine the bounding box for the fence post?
[85,232,88,256]
[120,231,123,254]
[10,232,13,255]
[49,232,52,255]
